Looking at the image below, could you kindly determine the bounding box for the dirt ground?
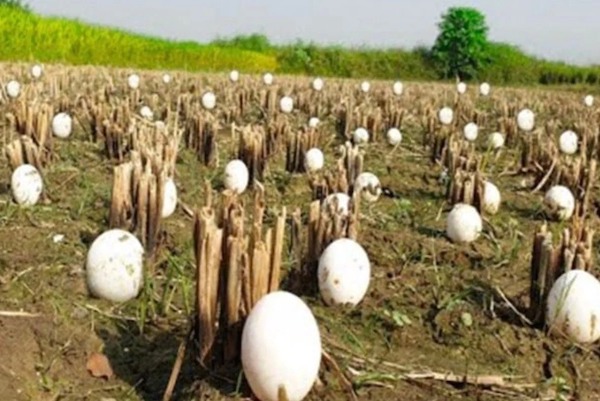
[1,67,599,401]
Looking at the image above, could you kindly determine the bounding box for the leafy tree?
[432,7,489,79]
[0,0,31,12]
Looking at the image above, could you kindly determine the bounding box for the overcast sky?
[27,0,598,66]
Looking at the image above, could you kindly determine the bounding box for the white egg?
[386,127,402,146]
[482,181,501,215]
[162,73,171,84]
[162,177,177,218]
[517,108,535,132]
[229,70,240,82]
[6,80,20,98]
[11,164,43,206]
[438,107,454,125]
[584,95,594,107]
[446,203,482,243]
[457,82,467,94]
[488,132,505,149]
[224,159,249,194]
[312,77,324,91]
[241,291,321,401]
[127,73,140,89]
[544,185,575,221]
[547,270,600,344]
[392,81,403,96]
[280,96,294,113]
[202,92,216,110]
[140,105,154,120]
[479,82,490,96]
[86,229,144,302]
[463,122,479,142]
[354,172,381,203]
[322,193,351,216]
[31,64,43,79]
[263,72,274,85]
[308,117,320,128]
[51,112,73,139]
[305,148,324,172]
[559,130,578,155]
[360,81,370,93]
[353,127,369,144]
[318,238,371,306]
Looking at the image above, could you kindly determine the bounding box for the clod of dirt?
[86,352,113,380]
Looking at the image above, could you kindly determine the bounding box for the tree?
[432,7,489,80]
[0,0,31,12]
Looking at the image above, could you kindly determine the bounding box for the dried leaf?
[86,352,113,380]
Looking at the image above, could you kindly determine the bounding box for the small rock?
[461,312,473,327]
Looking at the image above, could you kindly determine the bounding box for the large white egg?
[386,128,402,146]
[353,127,369,144]
[162,177,177,218]
[162,73,171,84]
[280,96,294,113]
[457,82,467,94]
[224,159,249,194]
[517,108,535,132]
[446,203,482,243]
[229,70,240,82]
[127,73,140,89]
[544,185,575,221]
[482,181,501,215]
[463,122,479,142]
[488,132,505,149]
[559,130,578,155]
[241,291,321,401]
[392,81,403,96]
[438,107,454,125]
[360,81,370,93]
[584,95,594,107]
[312,77,324,91]
[6,80,20,98]
[263,72,274,85]
[86,229,144,302]
[31,64,43,79]
[305,148,324,172]
[51,112,73,139]
[322,193,351,216]
[140,105,154,120]
[318,238,371,306]
[547,270,600,344]
[202,91,216,110]
[308,117,320,128]
[479,82,490,96]
[354,172,381,203]
[11,164,43,206]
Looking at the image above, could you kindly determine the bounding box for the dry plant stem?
[162,325,194,401]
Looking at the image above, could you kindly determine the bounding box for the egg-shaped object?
[488,132,505,149]
[360,81,370,93]
[559,130,578,155]
[479,82,490,96]
[446,203,482,243]
[241,291,321,401]
[463,122,478,141]
[544,185,575,221]
[517,108,535,132]
[162,73,171,84]
[305,148,324,172]
[322,193,351,216]
[230,70,240,82]
[547,270,600,344]
[482,181,501,215]
[584,95,594,107]
[6,80,20,98]
[353,127,369,144]
[86,229,144,302]
[318,238,371,306]
[392,81,403,95]
[162,177,177,218]
[11,164,43,206]
[308,117,320,128]
[312,77,324,91]
[280,96,294,113]
[224,159,249,194]
[457,82,467,94]
[438,107,454,125]
[354,172,381,203]
[51,112,73,139]
[31,64,43,79]
[140,105,154,120]
[127,73,140,89]
[386,128,402,146]
[263,72,274,85]
[202,91,216,110]
[155,121,166,131]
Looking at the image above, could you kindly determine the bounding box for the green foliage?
[432,7,490,79]
[212,33,273,53]
[0,0,30,12]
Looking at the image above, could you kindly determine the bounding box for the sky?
[27,0,599,66]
